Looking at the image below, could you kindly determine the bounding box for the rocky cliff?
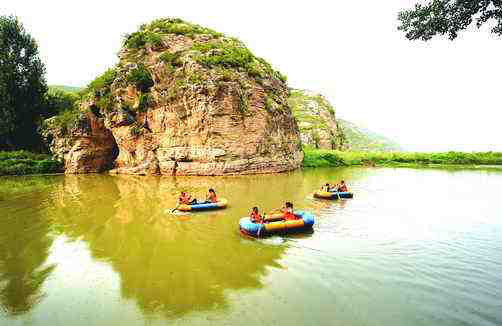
[288,89,345,150]
[43,18,303,175]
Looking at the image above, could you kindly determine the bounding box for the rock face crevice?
[44,18,303,175]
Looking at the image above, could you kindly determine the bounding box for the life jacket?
[179,194,190,204]
[250,211,262,223]
[209,194,218,203]
[283,209,296,221]
[339,184,347,192]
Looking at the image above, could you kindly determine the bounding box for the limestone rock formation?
[44,18,303,175]
[42,112,117,173]
[288,89,345,150]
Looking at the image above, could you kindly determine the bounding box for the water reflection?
[0,192,56,316]
[46,175,286,319]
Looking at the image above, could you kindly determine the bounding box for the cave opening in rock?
[104,130,119,172]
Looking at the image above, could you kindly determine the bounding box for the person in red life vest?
[282,202,297,221]
[179,191,197,205]
[338,180,348,192]
[204,188,218,203]
[250,206,263,223]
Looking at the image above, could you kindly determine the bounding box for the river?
[0,167,501,326]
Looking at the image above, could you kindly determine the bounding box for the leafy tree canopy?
[398,0,502,40]
[0,15,47,150]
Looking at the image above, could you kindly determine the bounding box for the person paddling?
[179,191,197,205]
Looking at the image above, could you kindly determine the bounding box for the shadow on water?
[0,182,57,316]
[0,167,372,322]
[44,174,288,319]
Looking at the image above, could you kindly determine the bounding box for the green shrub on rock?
[87,68,117,93]
[127,64,154,92]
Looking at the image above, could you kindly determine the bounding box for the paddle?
[171,204,180,213]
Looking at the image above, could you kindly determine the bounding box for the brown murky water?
[1,167,501,325]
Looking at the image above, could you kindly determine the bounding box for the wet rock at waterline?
[43,18,303,175]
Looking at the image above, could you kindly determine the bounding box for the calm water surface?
[0,167,501,325]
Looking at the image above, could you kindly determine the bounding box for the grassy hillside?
[303,148,502,168]
[338,119,402,152]
[48,85,84,93]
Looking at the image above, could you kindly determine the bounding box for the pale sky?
[2,0,501,152]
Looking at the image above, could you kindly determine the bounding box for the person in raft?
[179,191,197,205]
[338,180,348,192]
[250,207,263,223]
[321,183,331,192]
[281,202,297,221]
[204,188,218,203]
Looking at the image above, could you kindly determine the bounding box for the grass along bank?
[303,148,502,168]
[0,151,63,176]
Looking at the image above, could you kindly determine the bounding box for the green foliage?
[48,109,81,134]
[0,151,63,175]
[159,51,182,68]
[303,148,502,168]
[192,40,286,83]
[0,15,47,150]
[137,93,152,112]
[96,93,114,112]
[124,18,223,50]
[146,18,223,38]
[130,123,143,137]
[146,32,163,47]
[238,89,249,113]
[87,68,117,93]
[188,71,206,85]
[265,96,275,112]
[48,85,84,93]
[125,31,147,49]
[194,41,254,68]
[398,1,502,41]
[127,64,154,92]
[311,131,321,149]
[43,88,79,118]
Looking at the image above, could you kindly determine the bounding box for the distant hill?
[338,119,403,152]
[48,85,84,93]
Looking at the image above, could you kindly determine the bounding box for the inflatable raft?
[314,191,353,200]
[177,198,228,212]
[239,210,315,237]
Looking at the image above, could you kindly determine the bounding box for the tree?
[0,15,47,150]
[42,88,79,118]
[398,0,502,41]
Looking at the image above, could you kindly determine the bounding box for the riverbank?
[3,149,502,176]
[303,148,502,168]
[0,151,63,176]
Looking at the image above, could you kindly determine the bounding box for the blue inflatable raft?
[178,198,228,212]
[314,191,354,200]
[239,210,315,237]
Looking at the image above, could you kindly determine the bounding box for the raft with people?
[313,191,354,199]
[177,198,228,211]
[175,188,227,212]
[239,203,315,237]
[314,180,354,200]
